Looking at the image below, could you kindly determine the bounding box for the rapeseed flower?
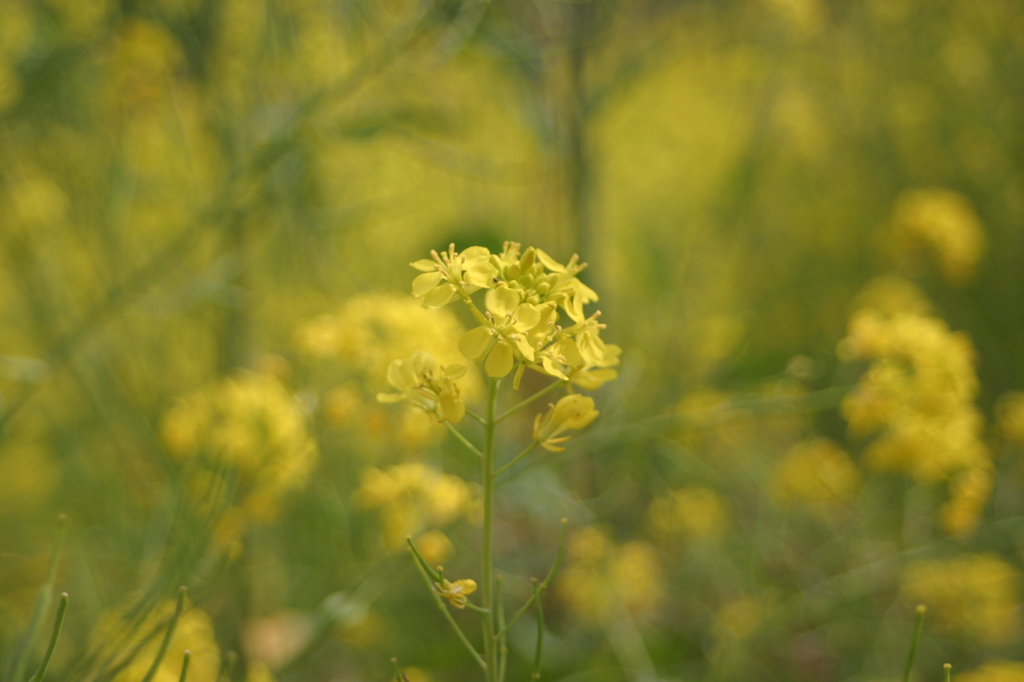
[434,579,477,609]
[377,351,467,423]
[771,439,861,508]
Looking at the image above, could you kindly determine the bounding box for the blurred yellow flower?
[533,394,599,452]
[92,597,221,682]
[771,439,861,508]
[160,371,318,522]
[352,463,474,549]
[560,527,664,623]
[956,660,1024,682]
[647,486,729,541]
[996,391,1024,443]
[415,529,455,565]
[434,578,477,609]
[903,554,1020,645]
[888,188,986,285]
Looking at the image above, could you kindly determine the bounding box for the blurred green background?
[2,0,1024,681]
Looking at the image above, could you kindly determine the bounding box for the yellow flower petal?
[459,326,493,361]
[485,340,514,377]
[412,271,444,296]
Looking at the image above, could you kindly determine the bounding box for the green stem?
[494,442,538,477]
[141,587,187,682]
[177,651,192,682]
[944,664,952,682]
[902,605,926,682]
[531,581,544,681]
[481,378,499,682]
[465,410,487,425]
[406,537,442,583]
[494,520,568,639]
[410,548,486,671]
[495,381,563,423]
[496,577,508,682]
[5,514,67,682]
[26,593,68,682]
[445,422,484,459]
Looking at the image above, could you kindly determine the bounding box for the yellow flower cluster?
[957,661,1024,682]
[559,526,664,623]
[160,372,319,522]
[902,554,1020,645]
[434,578,477,609]
[838,296,991,535]
[770,439,861,509]
[646,486,729,542]
[413,243,620,387]
[888,188,986,285]
[352,463,475,549]
[92,597,221,682]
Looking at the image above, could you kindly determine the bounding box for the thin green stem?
[141,587,187,682]
[531,581,544,681]
[481,378,499,682]
[445,422,484,459]
[26,593,68,682]
[177,652,192,682]
[495,381,564,423]
[902,605,926,682]
[5,514,67,682]
[406,538,442,583]
[465,410,487,425]
[495,520,568,639]
[496,577,508,682]
[944,664,952,682]
[410,548,486,671]
[494,442,538,477]
[464,602,492,617]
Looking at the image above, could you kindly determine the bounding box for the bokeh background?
[2,0,1024,681]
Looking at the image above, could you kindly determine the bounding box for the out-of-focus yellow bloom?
[160,372,318,522]
[433,578,477,609]
[560,527,664,623]
[92,597,221,682]
[242,611,314,672]
[533,394,599,452]
[850,276,932,317]
[902,554,1020,645]
[377,351,467,423]
[956,661,1024,682]
[647,486,728,541]
[939,465,993,538]
[888,188,986,285]
[712,597,763,642]
[996,391,1024,443]
[352,463,474,549]
[415,529,455,565]
[771,439,861,508]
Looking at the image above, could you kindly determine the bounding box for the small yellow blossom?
[533,394,599,452]
[888,188,986,285]
[411,244,496,309]
[434,578,477,609]
[996,391,1024,443]
[459,286,544,377]
[377,351,467,423]
[647,486,729,541]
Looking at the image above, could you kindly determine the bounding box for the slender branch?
[496,577,508,682]
[494,441,538,477]
[531,581,544,680]
[495,381,564,423]
[495,520,568,639]
[140,587,188,682]
[481,378,499,682]
[464,602,492,617]
[410,549,487,671]
[465,410,487,425]
[406,538,442,583]
[177,651,192,682]
[26,593,68,682]
[445,422,484,459]
[902,605,926,682]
